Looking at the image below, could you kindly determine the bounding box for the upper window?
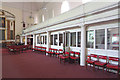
[86,30,94,48]
[70,32,76,47]
[59,34,63,46]
[78,32,81,47]
[0,17,5,28]
[61,0,70,13]
[95,29,105,49]
[107,28,119,50]
[54,34,58,45]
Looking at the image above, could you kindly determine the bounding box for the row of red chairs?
[46,48,80,64]
[86,54,120,75]
[7,45,30,54]
[46,48,63,57]
[32,46,47,54]
[59,51,80,64]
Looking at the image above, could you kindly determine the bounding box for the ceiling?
[2,2,49,12]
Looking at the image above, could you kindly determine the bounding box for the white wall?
[37,2,82,23]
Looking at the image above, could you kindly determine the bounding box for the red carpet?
[1,48,118,78]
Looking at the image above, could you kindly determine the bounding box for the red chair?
[55,49,60,58]
[59,52,69,64]
[106,57,120,75]
[94,55,107,71]
[70,52,80,64]
[50,48,55,56]
[69,51,75,63]
[47,48,52,56]
[86,54,98,69]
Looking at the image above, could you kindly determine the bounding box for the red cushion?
[106,64,120,70]
[70,56,79,59]
[94,62,107,66]
[50,52,54,54]
[60,56,69,59]
[86,60,97,64]
[56,53,60,55]
[59,55,63,57]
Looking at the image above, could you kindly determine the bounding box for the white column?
[47,31,50,55]
[80,25,86,66]
[33,34,35,49]
[105,28,107,50]
[25,35,27,45]
[93,30,96,49]
[20,36,23,43]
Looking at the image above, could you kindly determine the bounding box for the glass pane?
[43,36,44,44]
[10,30,13,40]
[70,32,76,47]
[37,36,40,44]
[107,28,119,50]
[95,29,105,49]
[54,34,57,45]
[45,35,47,44]
[59,34,63,46]
[78,32,81,47]
[66,33,69,47]
[86,30,94,48]
[50,35,53,45]
[0,30,5,40]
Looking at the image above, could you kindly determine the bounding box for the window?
[61,0,70,13]
[0,17,5,28]
[37,36,40,44]
[43,36,45,44]
[59,34,63,46]
[10,30,13,40]
[45,35,47,44]
[70,32,76,47]
[95,29,105,49]
[50,35,53,45]
[40,36,42,44]
[0,30,5,40]
[78,32,81,47]
[86,30,94,48]
[107,28,119,50]
[66,33,69,47]
[54,34,58,45]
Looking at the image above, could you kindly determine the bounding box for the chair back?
[98,55,107,63]
[59,49,63,54]
[90,54,98,61]
[75,52,80,58]
[65,52,69,56]
[70,51,74,57]
[108,57,119,65]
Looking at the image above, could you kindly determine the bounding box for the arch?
[0,9,15,18]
